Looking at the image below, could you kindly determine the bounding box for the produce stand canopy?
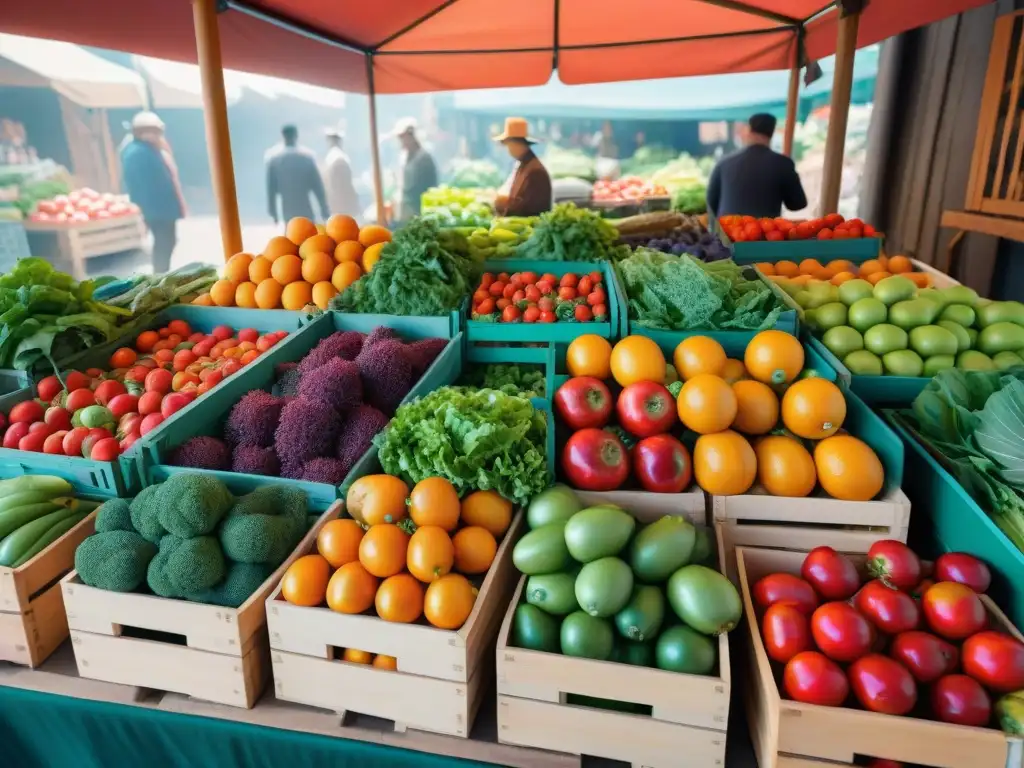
[1,0,994,94]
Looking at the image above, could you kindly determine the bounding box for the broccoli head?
[219,485,308,567]
[95,498,133,533]
[147,534,226,598]
[169,436,231,471]
[75,531,157,592]
[156,473,234,538]
[129,485,166,545]
[228,485,306,518]
[356,339,413,415]
[298,357,362,413]
[187,562,273,608]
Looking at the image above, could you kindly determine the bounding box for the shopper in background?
[388,117,437,226]
[120,111,185,274]
[594,120,621,180]
[706,113,807,220]
[493,118,552,217]
[265,124,328,225]
[322,127,359,217]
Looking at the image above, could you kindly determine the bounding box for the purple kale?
[362,326,400,349]
[169,436,231,471]
[231,445,281,476]
[356,339,412,415]
[300,457,350,485]
[274,398,343,466]
[404,337,448,380]
[297,357,362,413]
[224,390,285,447]
[298,331,367,376]
[335,404,390,472]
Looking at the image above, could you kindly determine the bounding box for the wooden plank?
[979,198,1024,220]
[966,18,1014,209]
[940,210,1024,241]
[819,12,860,215]
[783,58,800,158]
[991,23,1024,203]
[17,579,71,668]
[711,487,910,530]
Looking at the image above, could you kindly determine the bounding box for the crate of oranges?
[267,474,523,738]
[195,215,392,312]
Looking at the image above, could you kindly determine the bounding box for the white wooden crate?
[24,215,146,279]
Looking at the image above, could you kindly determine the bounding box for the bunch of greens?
[458,363,546,398]
[620,145,679,177]
[616,248,783,331]
[671,182,708,215]
[0,258,139,371]
[542,146,597,181]
[517,203,628,262]
[908,366,1024,551]
[375,386,550,504]
[95,263,217,314]
[331,218,474,317]
[447,159,504,189]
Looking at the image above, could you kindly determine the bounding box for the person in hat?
[389,117,437,225]
[322,127,359,218]
[493,118,552,217]
[706,113,807,220]
[120,111,186,273]
[265,124,329,225]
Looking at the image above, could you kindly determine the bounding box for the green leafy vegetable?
[458,363,546,398]
[517,203,628,262]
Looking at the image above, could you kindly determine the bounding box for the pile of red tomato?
[469,270,609,324]
[754,540,1024,729]
[592,177,668,203]
[720,214,879,243]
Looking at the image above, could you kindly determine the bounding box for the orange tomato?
[110,347,137,369]
[782,378,847,439]
[280,554,331,607]
[814,435,884,501]
[566,334,613,379]
[673,336,726,380]
[774,260,800,278]
[907,272,932,288]
[754,262,776,276]
[326,562,379,614]
[372,654,398,670]
[730,380,779,436]
[408,477,460,531]
[798,258,825,277]
[406,526,455,583]
[831,271,857,286]
[693,430,757,496]
[358,524,410,578]
[719,358,748,384]
[755,435,817,498]
[677,374,737,434]
[452,526,497,575]
[346,474,409,526]
[858,259,884,277]
[866,271,892,285]
[424,574,477,630]
[342,648,373,665]
[375,573,424,623]
[826,259,855,276]
[136,330,160,352]
[744,330,805,385]
[459,490,513,537]
[610,335,666,387]
[317,518,365,568]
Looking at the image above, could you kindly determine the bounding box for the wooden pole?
[193,0,242,259]
[366,55,387,225]
[819,10,860,214]
[783,60,800,157]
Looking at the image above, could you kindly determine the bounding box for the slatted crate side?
[74,218,146,259]
[711,486,911,534]
[736,547,1024,768]
[0,578,68,667]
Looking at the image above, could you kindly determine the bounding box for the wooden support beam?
[193,0,242,259]
[819,11,860,214]
[783,62,800,157]
[366,56,386,225]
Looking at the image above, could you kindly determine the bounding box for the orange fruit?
[372,654,398,670]
[326,561,379,614]
[342,648,373,664]
[424,574,476,630]
[362,242,386,273]
[858,259,884,277]
[255,278,283,309]
[346,474,409,526]
[326,214,360,243]
[332,261,363,293]
[286,216,318,245]
[358,523,409,578]
[299,234,337,260]
[460,490,513,537]
[334,240,364,264]
[234,281,258,308]
[249,255,273,283]
[677,374,737,434]
[755,435,816,497]
[271,253,302,285]
[674,336,726,380]
[192,293,214,306]
[693,430,756,496]
[311,281,337,310]
[907,272,931,288]
[452,526,497,575]
[789,274,813,286]
[827,259,855,276]
[814,435,884,501]
[774,260,799,278]
[407,526,455,583]
[719,358,748,384]
[409,477,461,531]
[281,281,313,310]
[301,251,335,284]
[866,271,892,285]
[317,518,365,568]
[798,258,824,276]
[358,224,392,248]
[611,336,666,386]
[878,253,890,270]
[224,252,254,283]
[263,235,298,260]
[754,262,776,276]
[210,279,237,307]
[782,378,846,439]
[280,554,331,606]
[744,330,805,385]
[831,270,856,286]
[566,334,613,379]
[375,573,424,623]
[731,379,779,435]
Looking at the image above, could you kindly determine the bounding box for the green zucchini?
[0,500,70,540]
[0,476,72,500]
[12,512,87,568]
[0,503,81,567]
[0,490,72,515]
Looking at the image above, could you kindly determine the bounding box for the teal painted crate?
[317,304,463,338]
[465,260,622,343]
[807,335,929,407]
[464,341,553,409]
[731,238,881,264]
[886,410,1024,630]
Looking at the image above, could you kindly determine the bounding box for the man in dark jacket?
[706,114,807,219]
[493,118,552,217]
[265,125,328,224]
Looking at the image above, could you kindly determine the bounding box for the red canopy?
[3,0,993,94]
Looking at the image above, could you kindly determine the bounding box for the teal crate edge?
[732,238,881,263]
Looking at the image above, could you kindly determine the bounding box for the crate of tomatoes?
[721,214,882,263]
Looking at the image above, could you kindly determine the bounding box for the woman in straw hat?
[493,118,552,217]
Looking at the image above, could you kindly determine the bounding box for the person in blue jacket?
[120,112,185,273]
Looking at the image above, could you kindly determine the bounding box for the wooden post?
[819,10,860,214]
[193,0,242,259]
[366,55,387,225]
[783,62,800,157]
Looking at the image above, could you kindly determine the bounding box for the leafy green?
[517,203,628,262]
[615,249,783,331]
[375,386,550,504]
[446,160,503,189]
[458,363,546,398]
[671,183,708,215]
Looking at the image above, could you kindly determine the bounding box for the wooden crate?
[496,499,730,768]
[267,509,525,738]
[911,258,961,289]
[24,215,146,279]
[0,512,96,667]
[737,547,1024,768]
[61,503,337,708]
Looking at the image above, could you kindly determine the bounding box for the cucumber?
[0,501,69,540]
[0,490,72,515]
[0,503,80,567]
[12,512,87,567]
[0,476,72,500]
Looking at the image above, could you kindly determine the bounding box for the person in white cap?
[493,117,552,217]
[322,127,359,217]
[389,117,437,225]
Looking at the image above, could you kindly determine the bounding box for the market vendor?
[493,118,552,217]
[388,117,438,226]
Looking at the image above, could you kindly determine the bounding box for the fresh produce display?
[753,543,1024,735]
[0,475,96,567]
[542,146,596,181]
[516,203,627,263]
[280,476,513,632]
[194,214,393,311]
[511,485,741,677]
[445,160,504,190]
[618,215,729,262]
[421,185,494,228]
[74,474,311,607]
[2,163,72,219]
[671,182,708,215]
[28,187,140,224]
[167,327,447,483]
[457,362,546,398]
[592,177,668,203]
[0,319,287,460]
[375,386,549,505]
[469,269,609,324]
[439,217,536,262]
[758,252,933,288]
[93,263,218,314]
[719,213,879,242]
[615,250,785,332]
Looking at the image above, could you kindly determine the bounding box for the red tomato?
[848,654,917,715]
[139,413,164,436]
[867,540,922,591]
[161,393,193,419]
[472,289,489,303]
[93,379,127,407]
[961,631,1024,692]
[480,273,495,287]
[632,434,691,493]
[817,228,834,240]
[538,297,555,313]
[502,305,521,323]
[591,303,608,319]
[210,325,233,342]
[43,431,69,455]
[911,578,935,600]
[559,273,578,288]
[554,377,613,430]
[934,553,991,594]
[63,371,91,392]
[520,271,538,285]
[561,428,629,491]
[477,298,495,315]
[783,651,848,706]
[541,273,558,285]
[588,271,602,285]
[65,388,96,412]
[616,382,676,438]
[931,674,991,726]
[922,582,986,640]
[36,376,62,402]
[890,631,959,683]
[488,281,506,297]
[539,311,557,323]
[525,285,541,303]
[558,286,577,301]
[503,283,517,300]
[18,431,48,452]
[536,280,555,295]
[811,602,874,663]
[588,288,608,306]
[44,407,72,432]
[145,368,173,395]
[497,272,510,282]
[854,580,921,635]
[89,437,121,461]
[523,306,540,323]
[763,603,812,664]
[9,401,44,425]
[512,290,526,303]
[61,427,89,457]
[574,304,593,322]
[577,276,594,296]
[801,546,860,601]
[753,573,819,615]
